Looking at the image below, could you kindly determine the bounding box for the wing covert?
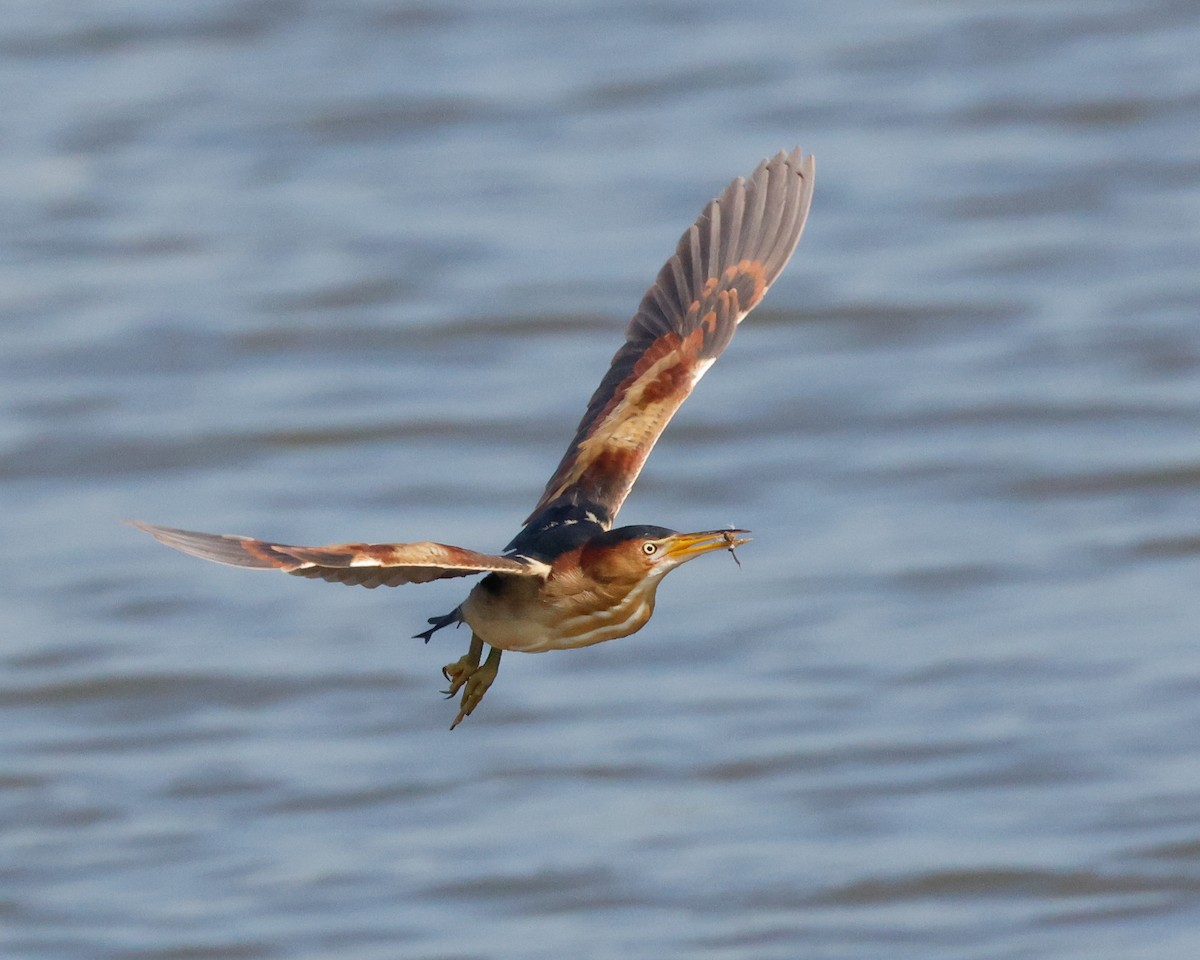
[528,148,815,527]
[128,521,546,589]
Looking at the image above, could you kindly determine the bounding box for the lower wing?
[127,521,547,588]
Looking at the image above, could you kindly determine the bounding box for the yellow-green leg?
[450,645,502,730]
[442,633,483,697]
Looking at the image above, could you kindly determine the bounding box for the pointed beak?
[663,528,751,563]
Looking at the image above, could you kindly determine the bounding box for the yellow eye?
[642,542,658,555]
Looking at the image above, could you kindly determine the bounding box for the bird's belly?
[461,579,655,653]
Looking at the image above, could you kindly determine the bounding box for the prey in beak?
[661,528,751,567]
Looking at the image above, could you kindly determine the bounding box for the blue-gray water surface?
[3,2,1200,958]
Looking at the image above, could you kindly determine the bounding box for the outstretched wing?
[128,521,546,589]
[527,148,815,527]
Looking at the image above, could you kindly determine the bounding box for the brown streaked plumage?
[130,149,814,728]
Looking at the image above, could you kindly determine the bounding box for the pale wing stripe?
[705,199,722,281]
[722,177,747,266]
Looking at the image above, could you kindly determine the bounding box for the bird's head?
[577,525,751,586]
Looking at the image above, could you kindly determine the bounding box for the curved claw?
[441,634,484,698]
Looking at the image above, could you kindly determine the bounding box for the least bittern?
[131,149,815,727]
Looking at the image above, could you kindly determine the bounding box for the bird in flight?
[131,148,815,727]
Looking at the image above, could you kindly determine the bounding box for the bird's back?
[504,500,607,561]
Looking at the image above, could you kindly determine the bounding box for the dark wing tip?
[699,146,815,291]
[126,520,283,569]
[630,147,814,348]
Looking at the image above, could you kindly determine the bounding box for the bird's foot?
[450,647,502,730]
[442,634,484,698]
[441,654,478,697]
[415,606,463,644]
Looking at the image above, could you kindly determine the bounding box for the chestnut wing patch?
[128,521,545,589]
[529,148,815,525]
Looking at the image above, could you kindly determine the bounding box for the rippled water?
[4,1,1200,958]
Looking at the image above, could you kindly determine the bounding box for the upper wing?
[527,148,815,527]
[128,521,546,589]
